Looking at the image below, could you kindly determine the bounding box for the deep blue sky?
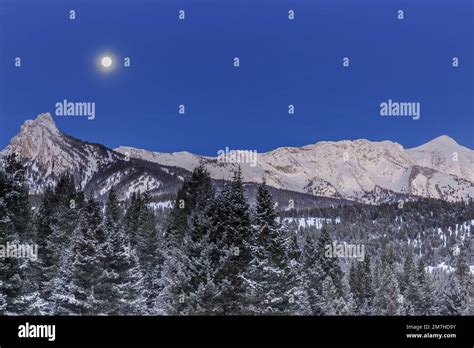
[0,0,473,155]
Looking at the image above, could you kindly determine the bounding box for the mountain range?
[1,113,473,208]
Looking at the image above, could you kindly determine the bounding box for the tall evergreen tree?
[454,249,471,288]
[123,191,160,310]
[185,227,218,315]
[248,181,303,314]
[0,156,23,314]
[373,246,401,315]
[339,273,356,315]
[300,233,325,314]
[50,234,76,315]
[320,276,338,315]
[439,250,470,315]
[158,165,216,314]
[416,259,435,315]
[36,174,83,310]
[377,266,401,315]
[3,154,30,238]
[360,254,374,315]
[60,199,105,314]
[316,228,343,296]
[0,154,38,314]
[349,262,362,311]
[349,256,373,314]
[401,249,420,315]
[166,164,214,244]
[440,275,469,315]
[209,168,252,315]
[284,233,310,314]
[96,188,147,315]
[400,248,415,293]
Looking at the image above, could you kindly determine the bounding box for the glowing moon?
[101,56,113,68]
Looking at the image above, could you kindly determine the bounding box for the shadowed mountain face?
[2,113,473,206]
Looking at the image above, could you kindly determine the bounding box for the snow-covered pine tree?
[96,187,147,315]
[349,257,373,315]
[305,226,346,315]
[316,228,343,296]
[167,164,214,244]
[62,199,105,314]
[123,192,141,240]
[123,191,159,311]
[284,233,310,315]
[378,266,402,316]
[454,248,471,289]
[439,250,470,315]
[400,248,415,294]
[157,245,194,314]
[50,235,76,315]
[15,256,48,315]
[11,162,47,315]
[372,245,401,315]
[36,174,83,310]
[0,165,22,314]
[186,230,219,315]
[416,259,435,315]
[300,233,325,314]
[247,180,279,314]
[248,180,302,314]
[2,154,30,239]
[360,254,374,315]
[158,165,215,314]
[401,249,420,315]
[185,197,220,313]
[320,276,338,315]
[440,275,469,315]
[0,154,36,314]
[321,276,353,316]
[339,273,356,315]
[209,167,252,315]
[372,256,383,299]
[34,186,54,262]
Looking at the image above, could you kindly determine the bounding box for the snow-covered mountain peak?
[407,135,474,183]
[426,135,458,145]
[116,136,474,203]
[411,135,460,151]
[3,112,121,193]
[6,113,62,162]
[2,113,193,199]
[20,112,59,135]
[2,113,473,204]
[115,146,196,158]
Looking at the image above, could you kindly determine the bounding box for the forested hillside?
[1,155,471,315]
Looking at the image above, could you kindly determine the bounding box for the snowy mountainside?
[117,138,474,204]
[3,112,473,205]
[0,113,191,201]
[1,113,352,209]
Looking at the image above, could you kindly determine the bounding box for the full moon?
[101,56,112,68]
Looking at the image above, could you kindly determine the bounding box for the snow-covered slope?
[1,113,191,201]
[3,113,119,193]
[407,135,474,183]
[116,138,474,204]
[2,113,473,204]
[1,113,350,209]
